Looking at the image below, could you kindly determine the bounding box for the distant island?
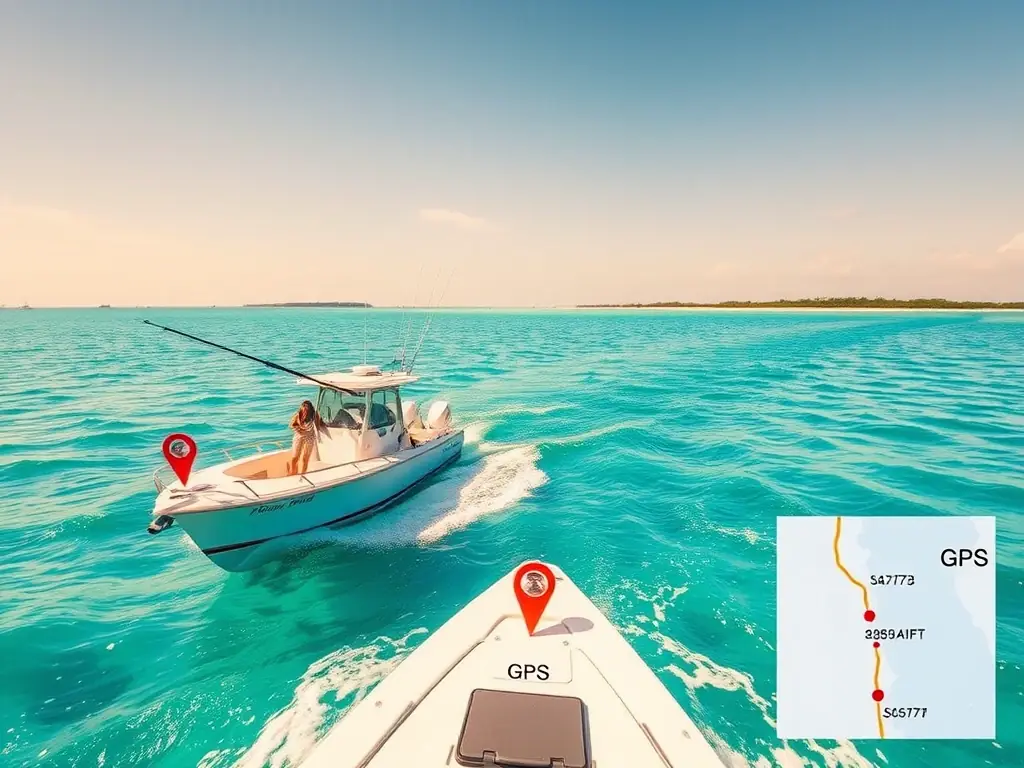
[243,301,372,308]
[579,297,1024,310]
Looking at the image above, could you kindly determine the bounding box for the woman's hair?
[299,400,316,420]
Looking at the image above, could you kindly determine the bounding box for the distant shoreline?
[578,298,1024,310]
[573,306,1024,313]
[243,301,372,308]
[4,299,1023,311]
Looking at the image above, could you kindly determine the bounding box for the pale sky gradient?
[2,1,1023,307]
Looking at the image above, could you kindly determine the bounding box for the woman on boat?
[287,400,325,475]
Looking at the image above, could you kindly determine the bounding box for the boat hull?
[301,561,727,767]
[171,431,464,571]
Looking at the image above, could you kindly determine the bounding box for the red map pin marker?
[513,561,556,636]
[162,433,197,486]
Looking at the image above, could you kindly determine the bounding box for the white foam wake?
[461,420,489,446]
[656,631,882,767]
[268,433,545,552]
[478,403,576,418]
[618,579,883,768]
[416,444,547,543]
[225,628,427,768]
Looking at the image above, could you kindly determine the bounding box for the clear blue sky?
[2,1,1022,306]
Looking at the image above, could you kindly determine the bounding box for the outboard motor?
[425,401,453,431]
[403,400,424,430]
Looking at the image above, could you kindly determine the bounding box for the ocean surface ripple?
[1,308,1022,767]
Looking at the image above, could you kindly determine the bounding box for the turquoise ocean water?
[1,308,1022,768]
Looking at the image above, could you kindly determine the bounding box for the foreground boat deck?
[302,563,725,768]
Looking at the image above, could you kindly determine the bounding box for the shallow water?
[1,308,1021,767]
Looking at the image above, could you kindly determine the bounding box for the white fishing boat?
[303,561,726,768]
[148,360,464,572]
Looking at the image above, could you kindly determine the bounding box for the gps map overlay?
[776,515,996,740]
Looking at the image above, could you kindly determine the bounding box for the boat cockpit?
[217,367,453,483]
[316,387,399,434]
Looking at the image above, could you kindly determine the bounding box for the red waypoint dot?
[864,610,876,622]
[513,561,556,636]
[162,433,197,486]
[872,689,885,702]
[873,641,880,648]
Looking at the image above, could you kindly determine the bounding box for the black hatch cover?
[455,688,589,768]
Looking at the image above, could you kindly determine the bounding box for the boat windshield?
[317,388,365,430]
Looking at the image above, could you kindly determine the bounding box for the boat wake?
[416,441,546,543]
[250,422,546,556]
[208,629,427,768]
[622,582,884,768]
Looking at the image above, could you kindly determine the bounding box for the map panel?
[776,515,995,739]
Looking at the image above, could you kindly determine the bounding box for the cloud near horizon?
[3,197,1022,306]
[418,208,490,231]
[997,232,1024,253]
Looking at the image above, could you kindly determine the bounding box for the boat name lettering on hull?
[250,494,315,516]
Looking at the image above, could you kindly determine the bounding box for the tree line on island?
[578,297,1024,309]
[243,302,373,308]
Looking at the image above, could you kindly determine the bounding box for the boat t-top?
[302,561,727,767]
[145,322,464,572]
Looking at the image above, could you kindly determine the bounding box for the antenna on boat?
[141,320,358,395]
[401,266,440,372]
[404,268,441,373]
[397,263,425,371]
[406,265,454,374]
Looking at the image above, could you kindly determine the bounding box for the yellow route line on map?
[873,644,885,738]
[833,516,885,739]
[832,516,870,609]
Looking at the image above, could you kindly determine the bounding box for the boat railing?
[220,440,289,461]
[153,467,171,493]
[152,435,422,495]
[151,439,289,492]
[152,467,265,499]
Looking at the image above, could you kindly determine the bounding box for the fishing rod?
[141,320,358,395]
[407,265,455,373]
[397,262,425,370]
[403,267,441,370]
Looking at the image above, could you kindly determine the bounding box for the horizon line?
[6,300,1024,310]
